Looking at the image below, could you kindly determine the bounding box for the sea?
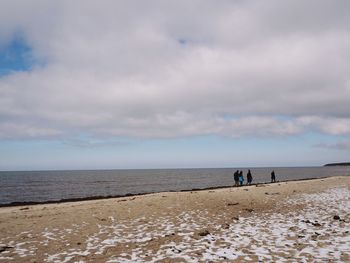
[1,166,350,206]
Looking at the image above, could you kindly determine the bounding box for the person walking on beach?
[271,170,276,183]
[239,171,244,186]
[234,170,239,186]
[247,170,252,185]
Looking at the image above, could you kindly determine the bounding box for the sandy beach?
[0,176,349,262]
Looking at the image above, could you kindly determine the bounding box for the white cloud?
[315,140,350,150]
[298,116,350,135]
[1,0,350,139]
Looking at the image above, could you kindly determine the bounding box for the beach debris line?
[0,246,13,253]
[227,202,239,206]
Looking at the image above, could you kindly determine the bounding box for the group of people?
[233,169,276,186]
[233,170,252,186]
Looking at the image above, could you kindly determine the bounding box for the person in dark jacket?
[247,169,252,185]
[233,170,239,186]
[271,170,276,183]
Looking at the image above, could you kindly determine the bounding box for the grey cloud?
[0,1,350,139]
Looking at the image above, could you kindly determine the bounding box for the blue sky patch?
[178,38,187,45]
[0,37,33,76]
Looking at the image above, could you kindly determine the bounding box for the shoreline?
[0,175,345,208]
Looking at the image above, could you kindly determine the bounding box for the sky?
[0,0,350,170]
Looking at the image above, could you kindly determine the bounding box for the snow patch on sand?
[1,186,349,262]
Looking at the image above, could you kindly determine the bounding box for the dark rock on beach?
[198,230,210,236]
[222,223,230,229]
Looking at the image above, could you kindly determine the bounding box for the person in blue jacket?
[239,171,244,186]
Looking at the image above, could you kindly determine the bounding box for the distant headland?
[324,162,350,167]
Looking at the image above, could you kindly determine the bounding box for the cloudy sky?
[1,0,350,170]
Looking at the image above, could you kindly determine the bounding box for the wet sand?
[0,176,349,262]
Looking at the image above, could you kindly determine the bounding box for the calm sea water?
[1,166,350,205]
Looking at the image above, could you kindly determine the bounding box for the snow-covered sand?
[0,176,349,262]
